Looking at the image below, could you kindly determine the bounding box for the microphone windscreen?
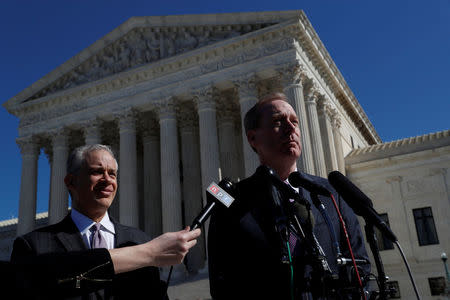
[328,171,373,216]
[218,178,235,196]
[288,172,329,196]
[293,202,315,228]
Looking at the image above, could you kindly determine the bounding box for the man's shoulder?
[113,222,151,244]
[18,215,74,239]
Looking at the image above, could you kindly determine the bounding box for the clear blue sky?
[1,0,449,221]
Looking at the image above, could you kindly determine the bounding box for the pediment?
[4,11,301,110]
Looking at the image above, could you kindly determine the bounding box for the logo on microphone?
[207,182,234,208]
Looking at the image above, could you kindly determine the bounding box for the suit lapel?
[55,214,89,251]
[112,219,134,248]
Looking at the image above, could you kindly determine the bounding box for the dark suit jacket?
[208,170,370,300]
[10,214,167,300]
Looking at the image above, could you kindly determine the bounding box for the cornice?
[294,13,381,144]
[346,129,450,165]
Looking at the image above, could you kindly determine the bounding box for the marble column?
[118,111,139,227]
[159,100,183,233]
[16,137,39,236]
[233,76,260,177]
[317,98,338,174]
[217,107,240,181]
[48,130,69,225]
[142,120,162,238]
[331,112,346,175]
[279,64,315,174]
[194,87,221,197]
[159,100,186,276]
[179,111,205,273]
[84,119,102,145]
[305,87,327,178]
[108,142,120,220]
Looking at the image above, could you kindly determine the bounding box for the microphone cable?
[329,192,367,300]
[310,193,342,258]
[286,240,295,300]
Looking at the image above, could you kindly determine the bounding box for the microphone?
[288,171,330,196]
[337,257,370,266]
[292,201,315,228]
[328,171,398,242]
[256,166,308,206]
[289,171,342,257]
[190,178,235,230]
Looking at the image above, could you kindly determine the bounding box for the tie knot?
[91,223,102,232]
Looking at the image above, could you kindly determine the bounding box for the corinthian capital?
[157,97,177,120]
[192,86,215,111]
[50,128,69,148]
[330,110,341,129]
[317,97,333,118]
[16,136,40,156]
[232,74,257,98]
[277,62,307,86]
[115,109,138,131]
[177,104,198,129]
[141,117,160,138]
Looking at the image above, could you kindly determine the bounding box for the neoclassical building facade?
[3,10,448,299]
[2,11,379,273]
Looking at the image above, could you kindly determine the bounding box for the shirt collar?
[71,208,115,235]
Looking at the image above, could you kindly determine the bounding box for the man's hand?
[145,227,201,267]
[109,227,201,274]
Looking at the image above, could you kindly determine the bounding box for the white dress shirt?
[71,208,116,249]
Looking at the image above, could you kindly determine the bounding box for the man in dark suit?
[208,93,370,299]
[11,144,201,299]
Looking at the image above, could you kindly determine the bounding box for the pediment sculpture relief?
[29,23,274,100]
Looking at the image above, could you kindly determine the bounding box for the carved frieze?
[29,24,276,100]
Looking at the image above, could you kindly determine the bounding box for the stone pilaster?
[117,110,139,227]
[233,75,260,177]
[279,63,315,174]
[305,86,327,177]
[49,129,69,225]
[193,87,221,196]
[179,110,205,273]
[317,98,338,174]
[158,100,183,233]
[16,137,39,236]
[386,176,414,259]
[142,119,162,238]
[84,119,102,145]
[331,112,346,175]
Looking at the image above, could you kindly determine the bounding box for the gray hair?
[67,144,118,175]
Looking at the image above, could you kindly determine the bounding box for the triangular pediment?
[4,10,302,110]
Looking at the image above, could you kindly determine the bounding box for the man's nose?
[102,171,114,182]
[284,120,296,133]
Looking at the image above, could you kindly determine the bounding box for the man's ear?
[64,174,75,190]
[247,130,258,150]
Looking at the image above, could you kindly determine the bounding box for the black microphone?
[292,201,315,228]
[190,178,235,230]
[289,171,342,257]
[288,171,330,196]
[256,165,308,206]
[328,171,398,242]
